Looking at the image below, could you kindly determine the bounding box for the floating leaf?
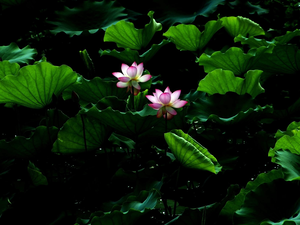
[234,179,300,225]
[63,76,127,107]
[0,62,79,108]
[48,0,127,36]
[99,39,170,64]
[164,129,221,173]
[0,126,58,159]
[253,44,300,74]
[269,130,300,160]
[197,46,273,75]
[274,150,300,181]
[157,0,225,27]
[0,43,37,64]
[0,60,20,79]
[82,104,159,137]
[91,208,150,225]
[27,161,48,186]
[163,18,222,51]
[52,114,110,154]
[275,29,300,45]
[187,92,273,125]
[108,132,135,151]
[220,169,284,224]
[234,35,275,48]
[198,69,264,98]
[104,11,162,50]
[221,16,265,37]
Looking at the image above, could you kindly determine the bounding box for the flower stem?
[165,114,168,156]
[131,86,135,111]
[80,114,88,153]
[173,166,181,217]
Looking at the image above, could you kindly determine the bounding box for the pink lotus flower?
[112,62,152,96]
[146,87,188,120]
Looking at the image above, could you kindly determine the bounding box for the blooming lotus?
[112,62,152,96]
[146,87,188,120]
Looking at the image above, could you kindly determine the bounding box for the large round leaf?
[0,126,58,159]
[234,179,300,225]
[82,104,159,137]
[52,114,111,154]
[221,16,265,37]
[104,11,162,50]
[48,0,127,36]
[0,42,37,64]
[197,46,273,75]
[198,69,264,98]
[164,129,221,173]
[0,60,20,79]
[0,62,79,108]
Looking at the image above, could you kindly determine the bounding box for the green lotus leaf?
[220,169,284,224]
[127,89,149,111]
[269,126,300,161]
[274,150,300,181]
[163,18,223,51]
[164,129,221,173]
[81,104,158,137]
[108,132,135,151]
[27,161,48,186]
[121,189,160,213]
[234,35,275,48]
[48,0,127,36]
[63,76,127,107]
[91,208,150,225]
[274,121,300,139]
[104,11,162,50]
[187,92,273,125]
[0,43,37,64]
[275,29,300,45]
[0,62,79,108]
[253,44,300,74]
[0,126,58,159]
[197,46,273,75]
[234,179,300,225]
[221,16,265,37]
[99,39,170,64]
[157,0,225,27]
[0,60,20,79]
[198,69,264,98]
[52,114,111,154]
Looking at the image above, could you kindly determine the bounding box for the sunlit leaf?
[274,150,300,181]
[48,0,127,36]
[221,16,265,37]
[0,62,79,108]
[52,114,111,154]
[234,35,275,48]
[164,129,221,173]
[197,46,273,75]
[0,60,20,79]
[104,11,162,50]
[198,69,264,98]
[0,43,37,64]
[163,19,222,51]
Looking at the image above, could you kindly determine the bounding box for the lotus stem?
[80,114,88,153]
